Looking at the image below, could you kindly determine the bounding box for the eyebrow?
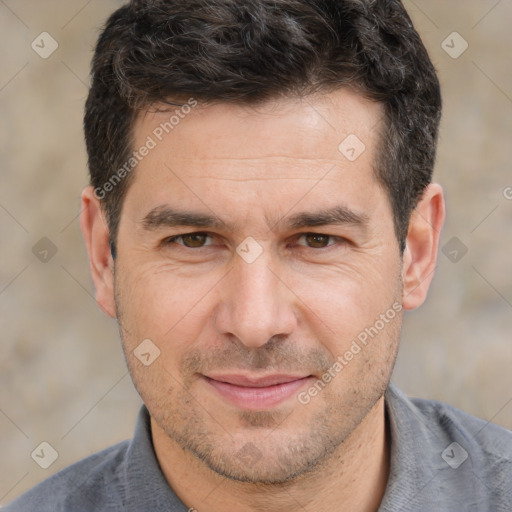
[141,207,228,231]
[283,206,369,230]
[140,205,369,232]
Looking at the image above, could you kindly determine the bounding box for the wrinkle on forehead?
[133,90,383,162]
[179,157,344,182]
[169,156,340,163]
[127,89,386,216]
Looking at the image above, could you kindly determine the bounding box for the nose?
[214,249,298,348]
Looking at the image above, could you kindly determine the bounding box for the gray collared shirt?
[4,382,512,511]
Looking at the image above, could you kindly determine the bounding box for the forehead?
[134,89,382,165]
[124,88,387,227]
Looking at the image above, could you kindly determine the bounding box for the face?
[112,89,405,483]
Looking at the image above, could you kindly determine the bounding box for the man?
[5,0,511,510]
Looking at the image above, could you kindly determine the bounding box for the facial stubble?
[113,262,402,485]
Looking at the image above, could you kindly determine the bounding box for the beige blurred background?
[1,0,511,504]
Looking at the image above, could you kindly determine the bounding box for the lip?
[202,374,314,410]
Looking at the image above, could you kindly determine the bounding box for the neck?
[151,396,390,512]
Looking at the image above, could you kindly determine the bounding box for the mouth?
[202,373,314,410]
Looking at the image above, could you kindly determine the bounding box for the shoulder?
[3,405,184,512]
[2,440,130,512]
[382,383,512,511]
[409,391,512,463]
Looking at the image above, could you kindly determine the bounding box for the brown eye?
[165,232,212,248]
[303,233,332,248]
[180,233,208,247]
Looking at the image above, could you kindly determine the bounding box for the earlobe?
[402,183,445,311]
[80,186,117,318]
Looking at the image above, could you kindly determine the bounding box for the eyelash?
[162,231,345,250]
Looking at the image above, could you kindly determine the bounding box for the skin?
[80,88,445,512]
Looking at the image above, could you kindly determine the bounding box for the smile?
[202,374,314,410]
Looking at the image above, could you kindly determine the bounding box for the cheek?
[116,239,401,360]
[116,262,220,353]
[310,277,402,394]
[288,257,399,341]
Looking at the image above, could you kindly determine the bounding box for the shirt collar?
[124,405,189,511]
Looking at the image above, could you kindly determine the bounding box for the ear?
[402,183,445,310]
[80,186,116,318]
